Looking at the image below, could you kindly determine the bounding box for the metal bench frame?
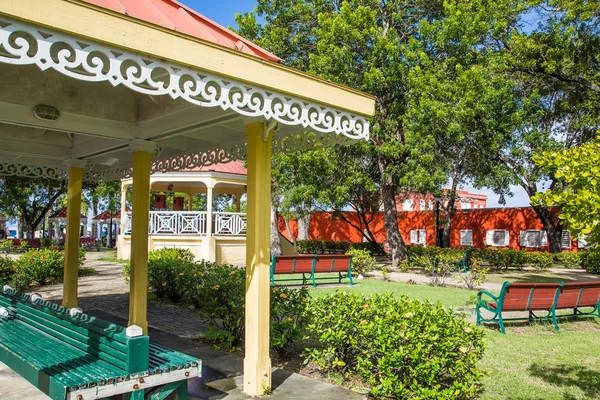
[0,286,200,400]
[270,254,354,287]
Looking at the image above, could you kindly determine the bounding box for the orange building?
[395,190,488,211]
[279,207,579,252]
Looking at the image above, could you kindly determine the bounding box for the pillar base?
[242,359,272,396]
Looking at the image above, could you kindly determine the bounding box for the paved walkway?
[0,252,365,400]
[369,265,599,292]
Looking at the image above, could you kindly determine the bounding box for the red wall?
[279,207,577,251]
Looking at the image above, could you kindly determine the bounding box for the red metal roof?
[92,209,122,222]
[185,160,247,175]
[49,208,88,221]
[82,0,282,62]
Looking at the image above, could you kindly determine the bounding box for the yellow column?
[62,164,85,308]
[243,121,273,396]
[128,141,155,333]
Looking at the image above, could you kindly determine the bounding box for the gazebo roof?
[82,0,282,62]
[49,208,88,222]
[92,209,122,223]
[184,160,247,175]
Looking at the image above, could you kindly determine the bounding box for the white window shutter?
[561,231,571,249]
[410,230,418,244]
[486,230,493,246]
[504,231,510,246]
[520,231,526,247]
[420,230,427,245]
[540,231,548,247]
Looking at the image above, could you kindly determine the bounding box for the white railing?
[214,212,247,236]
[123,211,247,236]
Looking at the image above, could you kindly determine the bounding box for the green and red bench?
[476,281,600,334]
[270,254,353,287]
[0,286,200,399]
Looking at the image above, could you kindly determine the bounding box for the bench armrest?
[477,290,498,302]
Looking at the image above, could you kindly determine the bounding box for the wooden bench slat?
[271,254,353,287]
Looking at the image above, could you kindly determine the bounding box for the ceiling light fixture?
[33,104,60,121]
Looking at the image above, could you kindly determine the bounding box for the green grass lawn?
[288,276,600,398]
[96,250,126,264]
[486,269,567,284]
[481,321,600,399]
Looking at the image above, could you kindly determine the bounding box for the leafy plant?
[456,257,489,290]
[0,256,15,284]
[345,248,377,276]
[555,252,583,269]
[147,248,199,303]
[525,251,554,270]
[12,247,86,289]
[581,250,600,274]
[305,292,484,399]
[271,286,310,357]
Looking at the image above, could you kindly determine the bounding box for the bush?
[0,256,15,285]
[147,248,199,303]
[526,251,554,270]
[271,286,310,357]
[0,239,14,253]
[192,262,246,350]
[12,248,86,290]
[555,252,583,269]
[345,248,377,276]
[305,292,485,399]
[581,250,600,274]
[297,239,384,256]
[456,257,489,290]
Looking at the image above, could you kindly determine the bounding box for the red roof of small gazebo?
[83,0,282,62]
[92,209,122,222]
[49,208,88,222]
[184,160,247,175]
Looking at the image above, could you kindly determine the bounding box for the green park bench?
[0,286,200,400]
[451,249,472,273]
[476,281,600,334]
[476,281,563,334]
[270,254,353,287]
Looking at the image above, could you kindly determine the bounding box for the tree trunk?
[532,205,563,254]
[378,155,406,267]
[92,199,99,239]
[270,203,282,256]
[284,218,296,244]
[442,179,460,248]
[297,214,311,241]
[108,217,113,248]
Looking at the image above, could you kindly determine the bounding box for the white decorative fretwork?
[0,162,67,180]
[214,213,247,236]
[148,211,207,235]
[0,18,370,140]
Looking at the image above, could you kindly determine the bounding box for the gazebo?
[0,0,374,396]
[48,207,88,238]
[118,160,250,263]
[91,208,121,246]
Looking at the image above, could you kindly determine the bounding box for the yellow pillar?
[62,164,85,308]
[128,141,154,333]
[243,121,273,396]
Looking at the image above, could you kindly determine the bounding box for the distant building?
[395,190,488,212]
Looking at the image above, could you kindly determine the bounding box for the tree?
[238,1,447,266]
[484,0,600,253]
[95,180,121,247]
[532,137,600,247]
[0,177,67,238]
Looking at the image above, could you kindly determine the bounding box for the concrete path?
[0,251,365,400]
[369,265,599,292]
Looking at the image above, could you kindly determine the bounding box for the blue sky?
[179,0,256,28]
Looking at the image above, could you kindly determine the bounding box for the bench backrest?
[0,287,149,374]
[313,254,352,273]
[499,282,562,311]
[557,281,600,308]
[271,255,315,274]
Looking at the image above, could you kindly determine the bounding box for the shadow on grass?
[529,363,600,399]
[488,272,564,284]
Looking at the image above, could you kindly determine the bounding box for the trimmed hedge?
[581,250,600,274]
[556,252,584,269]
[11,248,86,290]
[305,292,484,399]
[296,239,384,256]
[406,246,556,271]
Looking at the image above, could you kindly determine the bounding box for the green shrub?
[345,248,377,276]
[0,239,14,253]
[147,248,199,303]
[271,286,310,357]
[456,257,489,290]
[192,262,245,350]
[39,238,53,249]
[581,250,600,274]
[555,252,583,269]
[305,292,484,399]
[525,251,554,270]
[12,248,86,290]
[297,239,384,255]
[0,256,15,284]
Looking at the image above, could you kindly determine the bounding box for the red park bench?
[270,254,353,287]
[476,281,600,334]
